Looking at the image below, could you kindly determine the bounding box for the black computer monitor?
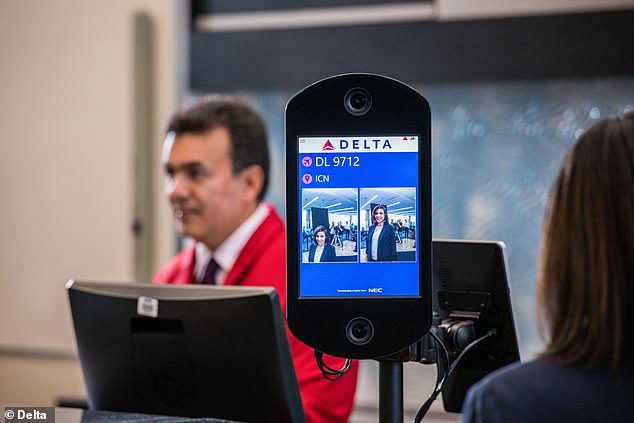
[66,280,305,423]
[432,239,521,413]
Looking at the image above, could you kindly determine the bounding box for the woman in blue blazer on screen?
[308,225,337,263]
[365,205,397,261]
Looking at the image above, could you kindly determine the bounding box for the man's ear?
[239,165,265,203]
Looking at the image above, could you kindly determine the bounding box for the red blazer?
[154,204,358,423]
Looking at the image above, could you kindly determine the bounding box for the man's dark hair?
[166,95,270,201]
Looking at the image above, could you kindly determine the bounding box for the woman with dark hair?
[308,225,337,263]
[462,112,634,422]
[365,205,397,261]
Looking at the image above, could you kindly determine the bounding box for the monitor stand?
[378,360,404,422]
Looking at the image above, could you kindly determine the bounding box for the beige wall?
[0,0,184,405]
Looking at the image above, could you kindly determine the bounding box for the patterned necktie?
[200,258,220,284]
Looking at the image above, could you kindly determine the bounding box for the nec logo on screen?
[321,139,394,151]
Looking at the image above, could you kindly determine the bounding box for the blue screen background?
[298,150,420,297]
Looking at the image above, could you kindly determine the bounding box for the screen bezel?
[285,74,432,359]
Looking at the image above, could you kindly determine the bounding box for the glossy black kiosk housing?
[285,74,432,421]
[67,280,305,423]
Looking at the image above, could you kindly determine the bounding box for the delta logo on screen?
[322,140,335,150]
[322,138,394,151]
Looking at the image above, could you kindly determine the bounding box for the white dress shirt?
[194,203,270,284]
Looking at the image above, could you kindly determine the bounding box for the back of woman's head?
[538,111,634,370]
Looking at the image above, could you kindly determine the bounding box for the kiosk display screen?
[297,135,420,298]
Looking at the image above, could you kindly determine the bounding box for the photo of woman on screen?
[308,225,337,263]
[365,205,397,261]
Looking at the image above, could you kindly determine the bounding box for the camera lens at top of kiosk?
[344,88,372,116]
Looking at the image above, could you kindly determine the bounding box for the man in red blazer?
[153,95,358,422]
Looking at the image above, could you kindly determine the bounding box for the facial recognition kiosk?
[285,73,432,422]
[285,73,432,361]
[285,73,520,422]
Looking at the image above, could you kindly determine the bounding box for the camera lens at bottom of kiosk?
[346,318,374,345]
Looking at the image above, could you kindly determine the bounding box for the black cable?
[412,329,497,423]
[446,329,498,382]
[314,350,352,381]
[412,331,449,423]
[427,331,449,397]
[430,330,451,384]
